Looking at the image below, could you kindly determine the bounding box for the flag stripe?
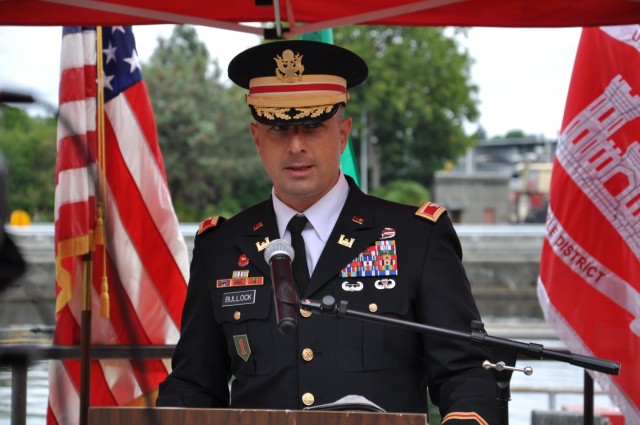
[122,80,169,180]
[54,167,96,215]
[55,135,95,174]
[546,218,640,321]
[59,65,97,104]
[56,99,96,143]
[102,118,187,327]
[54,201,95,245]
[48,360,80,425]
[107,86,189,284]
[102,187,181,342]
[103,102,187,323]
[49,26,189,425]
[537,280,640,419]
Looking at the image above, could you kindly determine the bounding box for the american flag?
[538,25,640,422]
[48,26,189,424]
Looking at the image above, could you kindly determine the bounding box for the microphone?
[264,239,298,335]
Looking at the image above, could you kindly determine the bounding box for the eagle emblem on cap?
[274,49,304,83]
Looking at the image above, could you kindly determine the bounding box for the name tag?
[222,290,256,307]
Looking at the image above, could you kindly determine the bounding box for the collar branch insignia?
[338,234,355,248]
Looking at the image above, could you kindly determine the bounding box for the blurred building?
[434,137,556,224]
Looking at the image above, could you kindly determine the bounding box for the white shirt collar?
[272,172,349,243]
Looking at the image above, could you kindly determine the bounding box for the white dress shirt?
[272,172,350,276]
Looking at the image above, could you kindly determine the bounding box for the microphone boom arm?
[299,295,621,376]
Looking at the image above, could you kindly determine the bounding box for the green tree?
[504,129,526,139]
[333,26,478,189]
[0,106,57,221]
[144,25,269,221]
[369,180,430,206]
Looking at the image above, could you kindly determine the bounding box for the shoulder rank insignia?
[197,216,226,236]
[415,201,446,222]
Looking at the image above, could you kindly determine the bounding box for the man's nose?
[288,128,306,151]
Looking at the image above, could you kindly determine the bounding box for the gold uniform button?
[302,348,314,362]
[302,392,315,406]
[369,303,378,313]
[300,308,312,318]
[233,311,241,320]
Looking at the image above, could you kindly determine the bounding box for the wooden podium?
[88,407,428,425]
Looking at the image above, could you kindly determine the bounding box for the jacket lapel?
[235,200,280,279]
[306,184,382,296]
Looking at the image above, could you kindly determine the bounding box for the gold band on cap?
[250,74,346,88]
[247,74,349,121]
[247,74,348,107]
[247,92,349,108]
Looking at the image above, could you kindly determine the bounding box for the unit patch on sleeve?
[217,270,264,288]
[233,334,252,362]
[340,240,398,277]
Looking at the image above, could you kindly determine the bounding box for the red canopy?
[2,0,640,34]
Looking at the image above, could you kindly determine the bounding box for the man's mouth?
[287,165,312,172]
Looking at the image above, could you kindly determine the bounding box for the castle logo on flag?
[538,25,640,423]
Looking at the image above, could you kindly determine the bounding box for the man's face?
[250,110,352,212]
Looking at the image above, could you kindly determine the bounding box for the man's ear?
[339,116,352,154]
[249,122,261,153]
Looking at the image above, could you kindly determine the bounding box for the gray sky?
[0,25,581,139]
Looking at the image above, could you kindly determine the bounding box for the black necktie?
[287,215,310,294]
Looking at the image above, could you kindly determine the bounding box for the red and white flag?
[538,25,640,422]
[48,26,189,425]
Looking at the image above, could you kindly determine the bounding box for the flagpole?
[79,252,92,425]
[78,24,108,425]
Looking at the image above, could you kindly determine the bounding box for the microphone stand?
[299,296,621,425]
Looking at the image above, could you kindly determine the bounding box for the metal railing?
[2,344,173,425]
[1,344,603,425]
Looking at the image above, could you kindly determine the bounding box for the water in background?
[1,360,48,425]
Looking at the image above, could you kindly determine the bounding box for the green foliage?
[144,25,270,221]
[0,106,57,221]
[504,129,526,138]
[369,179,430,206]
[333,26,478,188]
[1,25,481,224]
[489,129,528,140]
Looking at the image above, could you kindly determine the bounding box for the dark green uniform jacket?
[157,177,498,424]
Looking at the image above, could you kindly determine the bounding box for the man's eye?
[272,125,290,131]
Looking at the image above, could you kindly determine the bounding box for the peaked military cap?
[228,40,368,125]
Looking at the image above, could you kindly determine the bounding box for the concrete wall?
[433,171,512,224]
[1,223,545,328]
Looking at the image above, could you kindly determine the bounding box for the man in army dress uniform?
[157,40,498,424]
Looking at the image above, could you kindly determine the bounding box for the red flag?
[48,26,189,425]
[538,25,640,422]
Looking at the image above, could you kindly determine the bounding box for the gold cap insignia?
[275,49,304,83]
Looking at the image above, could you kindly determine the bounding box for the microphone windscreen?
[264,238,295,263]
